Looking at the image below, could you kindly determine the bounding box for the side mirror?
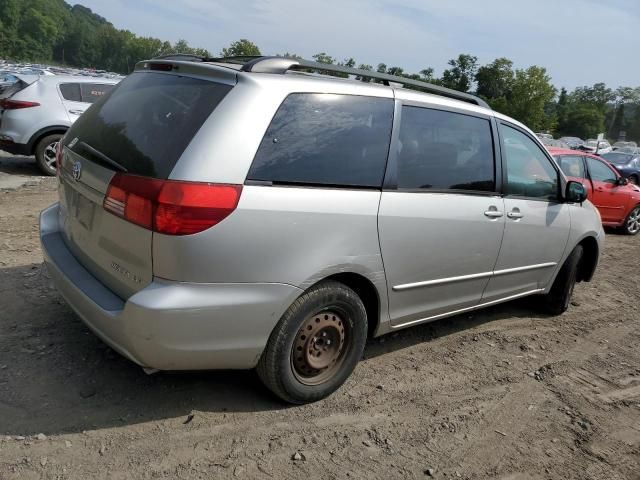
[565,181,587,203]
[616,176,628,186]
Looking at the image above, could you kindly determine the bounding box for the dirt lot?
[0,152,639,480]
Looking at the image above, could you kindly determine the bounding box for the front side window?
[248,93,394,187]
[556,155,586,179]
[501,124,559,200]
[586,157,617,183]
[396,106,495,191]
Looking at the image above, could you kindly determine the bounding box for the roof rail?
[217,56,490,109]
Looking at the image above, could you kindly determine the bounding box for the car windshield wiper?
[78,142,128,172]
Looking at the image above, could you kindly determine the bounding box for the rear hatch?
[0,74,39,124]
[58,69,234,299]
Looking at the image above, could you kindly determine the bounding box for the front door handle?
[507,209,523,219]
[69,109,85,115]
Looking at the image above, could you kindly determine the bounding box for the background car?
[559,136,585,149]
[540,137,569,148]
[600,151,640,185]
[612,141,637,150]
[550,147,640,234]
[0,74,119,175]
[581,139,613,154]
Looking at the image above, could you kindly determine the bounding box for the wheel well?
[326,273,380,338]
[577,236,598,283]
[28,128,67,155]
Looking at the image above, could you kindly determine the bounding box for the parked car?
[599,151,640,185]
[550,147,640,234]
[40,56,603,404]
[612,141,637,150]
[558,137,585,149]
[0,74,119,175]
[540,137,569,148]
[536,132,553,140]
[581,139,613,154]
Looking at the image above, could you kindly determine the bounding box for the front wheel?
[540,245,583,315]
[35,134,63,176]
[257,281,368,404]
[621,205,640,235]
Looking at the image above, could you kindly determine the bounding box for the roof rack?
[225,56,489,109]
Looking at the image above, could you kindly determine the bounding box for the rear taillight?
[103,173,242,235]
[0,99,40,110]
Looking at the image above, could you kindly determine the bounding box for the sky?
[73,0,640,90]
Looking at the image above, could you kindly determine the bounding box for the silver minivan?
[40,56,604,403]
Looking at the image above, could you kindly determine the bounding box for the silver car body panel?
[40,61,605,371]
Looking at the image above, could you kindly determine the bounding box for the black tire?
[620,205,640,235]
[257,280,368,404]
[541,245,583,315]
[628,175,639,186]
[35,134,63,176]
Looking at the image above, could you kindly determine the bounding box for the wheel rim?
[291,310,348,386]
[43,141,59,169]
[627,207,640,234]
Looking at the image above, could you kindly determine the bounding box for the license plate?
[74,192,95,230]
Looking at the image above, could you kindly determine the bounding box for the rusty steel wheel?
[291,310,348,385]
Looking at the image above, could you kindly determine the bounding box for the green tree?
[220,38,260,57]
[475,58,514,101]
[501,66,556,131]
[441,54,478,92]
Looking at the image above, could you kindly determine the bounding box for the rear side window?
[80,83,115,103]
[65,72,232,179]
[556,155,586,178]
[248,93,394,187]
[59,83,82,102]
[396,106,495,191]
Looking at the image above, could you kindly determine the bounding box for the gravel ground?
[0,152,639,480]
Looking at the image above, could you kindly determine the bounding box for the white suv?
[0,75,119,175]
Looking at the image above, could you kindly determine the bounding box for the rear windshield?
[65,72,232,178]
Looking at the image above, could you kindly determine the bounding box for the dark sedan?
[600,151,640,185]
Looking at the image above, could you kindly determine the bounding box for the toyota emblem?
[72,161,82,181]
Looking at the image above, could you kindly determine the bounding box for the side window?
[501,124,559,200]
[248,93,394,187]
[586,157,617,183]
[396,106,495,191]
[59,83,82,102]
[80,83,115,104]
[556,155,586,179]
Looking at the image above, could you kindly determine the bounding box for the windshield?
[600,152,632,165]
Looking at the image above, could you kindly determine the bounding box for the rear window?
[247,93,394,188]
[65,72,232,179]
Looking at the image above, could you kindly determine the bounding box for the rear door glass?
[80,83,115,103]
[248,93,394,187]
[59,83,82,102]
[556,155,586,178]
[64,72,232,179]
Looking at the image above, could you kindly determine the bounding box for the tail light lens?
[0,99,40,110]
[104,173,242,235]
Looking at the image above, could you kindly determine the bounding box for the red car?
[549,147,640,235]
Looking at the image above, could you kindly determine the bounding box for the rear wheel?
[621,205,640,235]
[540,245,583,315]
[257,281,368,404]
[35,134,62,176]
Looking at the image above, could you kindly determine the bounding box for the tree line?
[1,0,639,141]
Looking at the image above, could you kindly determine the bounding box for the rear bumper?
[0,138,29,156]
[40,203,303,370]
